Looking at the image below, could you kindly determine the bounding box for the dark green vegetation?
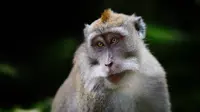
[1,0,200,112]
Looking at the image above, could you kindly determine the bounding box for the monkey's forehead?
[88,9,133,32]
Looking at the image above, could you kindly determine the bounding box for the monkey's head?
[83,9,146,75]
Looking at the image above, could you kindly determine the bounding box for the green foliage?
[146,24,184,44]
[0,98,52,112]
[0,64,17,78]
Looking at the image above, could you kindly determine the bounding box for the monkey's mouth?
[107,72,125,84]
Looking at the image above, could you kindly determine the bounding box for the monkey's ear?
[130,15,146,39]
[83,24,90,38]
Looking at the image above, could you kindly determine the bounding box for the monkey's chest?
[104,93,137,112]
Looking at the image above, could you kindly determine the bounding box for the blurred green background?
[1,0,200,112]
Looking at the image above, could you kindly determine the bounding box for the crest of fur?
[101,9,111,23]
[90,9,129,30]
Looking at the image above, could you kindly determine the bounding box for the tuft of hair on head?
[100,8,112,23]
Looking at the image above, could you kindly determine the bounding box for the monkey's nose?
[105,62,113,67]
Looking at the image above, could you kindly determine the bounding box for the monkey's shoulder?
[51,75,78,112]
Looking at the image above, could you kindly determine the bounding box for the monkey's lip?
[107,72,125,84]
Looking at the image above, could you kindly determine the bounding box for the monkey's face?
[88,32,138,75]
[84,10,146,77]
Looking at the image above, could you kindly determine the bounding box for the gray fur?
[51,10,171,112]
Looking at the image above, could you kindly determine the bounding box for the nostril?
[105,62,113,67]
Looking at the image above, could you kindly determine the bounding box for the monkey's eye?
[97,41,104,47]
[111,38,119,44]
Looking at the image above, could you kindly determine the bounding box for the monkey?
[51,9,171,112]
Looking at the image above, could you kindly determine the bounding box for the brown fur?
[101,9,111,23]
[90,9,130,30]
